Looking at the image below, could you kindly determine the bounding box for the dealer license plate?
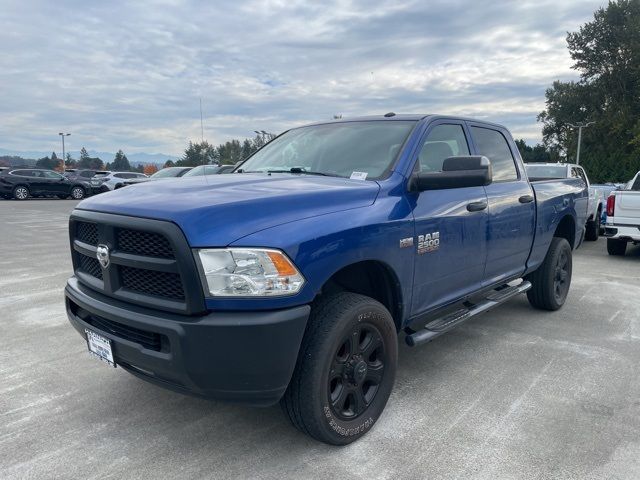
[85,329,116,368]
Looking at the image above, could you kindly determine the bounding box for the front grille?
[70,212,204,314]
[121,266,185,300]
[76,222,98,245]
[83,312,165,352]
[78,255,102,280]
[117,229,174,258]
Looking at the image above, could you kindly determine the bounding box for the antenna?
[199,98,204,142]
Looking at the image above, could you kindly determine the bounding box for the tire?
[585,214,600,241]
[114,183,123,189]
[607,238,627,256]
[12,185,29,200]
[526,237,572,311]
[281,292,397,445]
[70,186,85,200]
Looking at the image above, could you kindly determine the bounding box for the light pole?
[58,132,70,168]
[567,122,594,165]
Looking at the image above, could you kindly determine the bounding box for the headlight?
[196,248,305,297]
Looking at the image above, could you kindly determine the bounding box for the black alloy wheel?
[553,248,570,303]
[328,324,386,420]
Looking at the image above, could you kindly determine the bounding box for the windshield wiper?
[266,168,339,177]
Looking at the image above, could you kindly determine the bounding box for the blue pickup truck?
[65,114,588,444]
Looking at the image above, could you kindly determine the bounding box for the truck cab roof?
[299,114,508,131]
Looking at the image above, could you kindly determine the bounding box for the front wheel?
[70,186,85,200]
[526,237,572,311]
[281,292,397,445]
[607,238,627,256]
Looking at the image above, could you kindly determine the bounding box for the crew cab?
[64,114,587,445]
[604,171,640,255]
[525,162,601,240]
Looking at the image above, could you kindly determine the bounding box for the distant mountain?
[0,147,179,165]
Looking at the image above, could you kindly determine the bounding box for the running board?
[405,280,531,347]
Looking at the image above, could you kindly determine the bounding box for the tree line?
[165,133,276,168]
[1,132,277,174]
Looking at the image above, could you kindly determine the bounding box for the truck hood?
[77,174,380,246]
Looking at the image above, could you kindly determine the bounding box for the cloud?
[0,0,604,156]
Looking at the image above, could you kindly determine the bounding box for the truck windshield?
[525,164,567,180]
[239,121,416,179]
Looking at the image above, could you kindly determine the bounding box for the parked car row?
[0,164,235,200]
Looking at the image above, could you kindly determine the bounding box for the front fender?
[203,193,415,317]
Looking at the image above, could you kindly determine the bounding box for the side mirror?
[411,155,492,191]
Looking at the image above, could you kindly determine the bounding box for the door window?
[417,124,470,173]
[42,171,64,179]
[471,127,518,182]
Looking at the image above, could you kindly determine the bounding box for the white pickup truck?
[604,171,640,256]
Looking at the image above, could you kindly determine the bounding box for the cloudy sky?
[0,0,604,157]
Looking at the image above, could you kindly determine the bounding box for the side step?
[405,280,531,347]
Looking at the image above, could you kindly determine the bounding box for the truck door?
[409,121,489,316]
[468,125,535,285]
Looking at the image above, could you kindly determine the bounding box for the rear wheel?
[281,292,397,445]
[70,186,85,200]
[12,185,29,200]
[607,238,627,256]
[585,214,600,241]
[526,237,572,311]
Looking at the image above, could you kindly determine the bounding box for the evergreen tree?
[111,150,131,171]
[538,0,640,182]
[178,141,218,166]
[65,153,76,168]
[35,155,59,170]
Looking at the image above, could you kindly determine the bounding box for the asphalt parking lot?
[1,199,639,480]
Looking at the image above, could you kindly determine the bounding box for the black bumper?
[65,277,310,406]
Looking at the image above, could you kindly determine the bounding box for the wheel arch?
[553,214,577,249]
[317,260,404,331]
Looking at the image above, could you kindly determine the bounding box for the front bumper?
[65,276,310,406]
[604,225,640,242]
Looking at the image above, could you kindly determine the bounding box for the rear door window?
[471,127,518,182]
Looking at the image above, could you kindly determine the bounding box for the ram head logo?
[96,244,110,268]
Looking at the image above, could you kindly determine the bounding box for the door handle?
[519,194,534,203]
[467,201,488,212]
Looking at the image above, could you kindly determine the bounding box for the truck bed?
[526,178,589,273]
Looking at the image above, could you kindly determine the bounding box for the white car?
[91,172,148,193]
[604,171,640,256]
